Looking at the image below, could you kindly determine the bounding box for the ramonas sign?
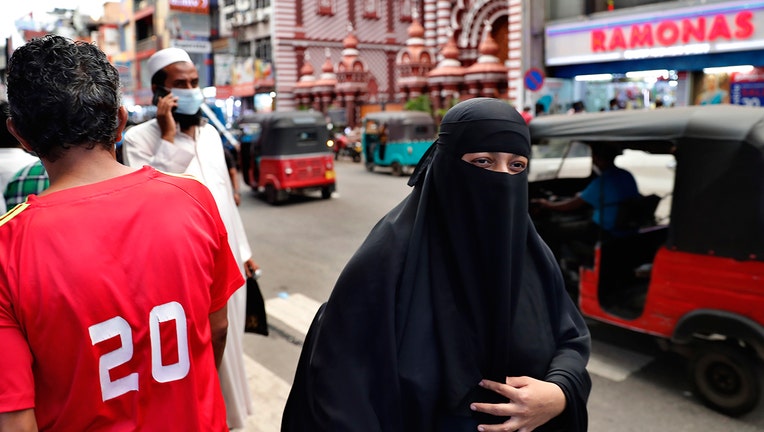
[546,0,764,66]
[591,11,753,52]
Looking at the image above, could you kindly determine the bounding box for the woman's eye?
[471,158,492,166]
[509,160,527,173]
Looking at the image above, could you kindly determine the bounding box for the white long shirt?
[122,119,252,264]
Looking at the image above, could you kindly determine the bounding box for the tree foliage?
[404,94,431,114]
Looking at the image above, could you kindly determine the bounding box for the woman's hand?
[470,376,566,432]
[244,259,259,279]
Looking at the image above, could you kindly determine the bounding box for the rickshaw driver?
[532,143,640,265]
[378,122,388,160]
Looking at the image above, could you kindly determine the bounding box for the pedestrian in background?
[535,101,547,117]
[520,105,534,124]
[0,101,38,213]
[0,35,243,431]
[122,47,258,430]
[282,98,591,431]
[3,159,49,208]
[568,100,586,114]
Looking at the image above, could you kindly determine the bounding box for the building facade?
[271,0,526,126]
[538,0,764,112]
[105,0,216,112]
[6,1,761,126]
[216,0,275,112]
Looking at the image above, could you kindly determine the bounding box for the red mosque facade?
[272,0,525,126]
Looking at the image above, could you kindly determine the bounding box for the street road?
[234,158,764,431]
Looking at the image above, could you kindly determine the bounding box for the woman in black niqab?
[282,98,591,432]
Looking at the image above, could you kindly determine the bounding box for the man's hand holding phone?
[156,91,178,143]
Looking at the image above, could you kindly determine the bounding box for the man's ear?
[6,118,34,154]
[115,106,128,143]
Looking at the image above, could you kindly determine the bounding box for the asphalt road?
[234,158,764,431]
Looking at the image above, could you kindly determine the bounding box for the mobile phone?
[152,87,171,106]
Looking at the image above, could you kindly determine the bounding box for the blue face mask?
[170,87,204,115]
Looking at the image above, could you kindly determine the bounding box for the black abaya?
[282,98,591,431]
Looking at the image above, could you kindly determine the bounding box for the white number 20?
[88,301,190,401]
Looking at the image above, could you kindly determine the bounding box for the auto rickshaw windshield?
[528,105,764,262]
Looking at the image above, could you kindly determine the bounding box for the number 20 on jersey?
[88,301,190,401]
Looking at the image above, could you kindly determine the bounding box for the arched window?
[401,0,412,22]
[318,0,333,16]
[363,0,379,19]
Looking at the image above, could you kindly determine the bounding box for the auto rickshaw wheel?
[321,186,332,199]
[690,342,760,416]
[391,162,404,177]
[265,184,278,205]
[353,153,361,163]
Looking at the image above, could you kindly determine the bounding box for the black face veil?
[282,98,591,432]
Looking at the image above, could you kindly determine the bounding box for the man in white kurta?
[122,48,256,430]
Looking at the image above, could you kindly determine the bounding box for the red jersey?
[0,166,243,431]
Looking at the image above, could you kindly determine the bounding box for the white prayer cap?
[147,47,193,79]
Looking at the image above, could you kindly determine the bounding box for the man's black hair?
[0,101,21,149]
[6,35,121,161]
[150,69,168,93]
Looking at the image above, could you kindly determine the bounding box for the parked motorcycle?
[339,140,362,162]
[331,133,362,162]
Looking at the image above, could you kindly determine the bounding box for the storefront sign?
[546,0,764,66]
[167,12,211,42]
[225,58,275,97]
[114,61,133,90]
[592,11,753,52]
[170,39,211,54]
[215,85,233,99]
[214,53,234,86]
[730,68,764,107]
[169,0,209,14]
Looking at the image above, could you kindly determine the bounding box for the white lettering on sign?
[545,1,764,66]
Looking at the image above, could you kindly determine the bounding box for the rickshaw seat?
[598,226,668,316]
[614,194,661,232]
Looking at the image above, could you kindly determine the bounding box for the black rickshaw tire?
[265,184,279,205]
[321,186,332,199]
[391,161,403,177]
[689,341,761,417]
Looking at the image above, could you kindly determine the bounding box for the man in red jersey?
[0,35,243,431]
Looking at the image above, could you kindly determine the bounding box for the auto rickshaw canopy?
[238,110,331,157]
[362,111,436,142]
[529,105,764,262]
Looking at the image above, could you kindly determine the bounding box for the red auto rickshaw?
[529,105,764,416]
[238,111,336,204]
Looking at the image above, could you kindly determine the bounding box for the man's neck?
[41,146,138,195]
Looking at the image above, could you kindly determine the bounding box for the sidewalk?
[234,293,322,431]
[236,353,291,432]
